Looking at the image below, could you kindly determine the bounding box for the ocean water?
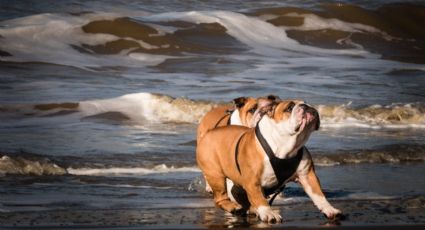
[0,0,425,225]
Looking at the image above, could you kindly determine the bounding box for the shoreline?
[1,197,424,229]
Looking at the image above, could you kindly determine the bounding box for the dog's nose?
[301,104,319,118]
[299,104,308,110]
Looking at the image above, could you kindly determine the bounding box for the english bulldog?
[196,100,342,223]
[197,95,278,193]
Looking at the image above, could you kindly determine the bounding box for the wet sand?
[1,196,424,229]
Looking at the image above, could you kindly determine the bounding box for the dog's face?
[232,97,258,127]
[233,95,279,128]
[268,100,320,138]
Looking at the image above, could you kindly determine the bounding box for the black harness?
[232,123,304,206]
[255,124,304,196]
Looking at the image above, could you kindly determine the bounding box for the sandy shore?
[1,196,425,229]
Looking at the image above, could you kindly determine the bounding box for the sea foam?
[79,93,425,129]
[67,164,201,176]
[283,13,394,40]
[3,92,425,129]
[0,13,170,69]
[318,102,425,129]
[1,10,423,72]
[143,10,368,56]
[0,155,67,176]
[79,92,217,123]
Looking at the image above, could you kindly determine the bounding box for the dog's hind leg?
[204,174,244,215]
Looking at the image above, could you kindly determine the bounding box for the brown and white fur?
[197,96,278,193]
[196,100,342,223]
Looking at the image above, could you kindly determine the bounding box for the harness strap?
[268,185,285,206]
[213,109,233,128]
[255,124,304,196]
[231,118,305,207]
[234,132,247,174]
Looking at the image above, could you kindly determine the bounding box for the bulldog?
[197,95,278,193]
[196,100,342,223]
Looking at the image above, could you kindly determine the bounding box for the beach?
[1,196,425,228]
[1,163,425,229]
[1,0,425,229]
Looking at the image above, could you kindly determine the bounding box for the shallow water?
[0,0,425,225]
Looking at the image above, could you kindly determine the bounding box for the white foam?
[79,92,216,124]
[283,13,394,41]
[82,183,173,189]
[78,92,425,129]
[1,10,422,72]
[314,161,341,167]
[0,155,67,176]
[67,164,200,176]
[142,10,369,56]
[0,13,169,69]
[318,103,425,129]
[320,121,425,129]
[79,92,154,121]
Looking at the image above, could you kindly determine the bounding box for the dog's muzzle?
[299,104,320,130]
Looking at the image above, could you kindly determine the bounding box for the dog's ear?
[266,95,280,101]
[265,102,278,117]
[233,97,247,108]
[315,118,321,130]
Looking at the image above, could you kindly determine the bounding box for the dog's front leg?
[298,166,342,219]
[244,182,282,223]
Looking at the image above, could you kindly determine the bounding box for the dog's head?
[264,100,320,147]
[232,95,280,128]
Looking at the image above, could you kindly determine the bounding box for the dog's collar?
[255,123,304,195]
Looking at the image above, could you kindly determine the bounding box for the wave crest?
[79,92,219,124]
[2,93,425,128]
[318,102,425,128]
[0,155,67,176]
[67,164,200,176]
[313,144,425,166]
[37,94,425,128]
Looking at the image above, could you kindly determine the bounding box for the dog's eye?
[285,102,295,113]
[248,105,257,114]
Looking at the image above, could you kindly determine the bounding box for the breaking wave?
[0,155,67,176]
[0,154,199,177]
[67,164,200,176]
[2,92,424,129]
[0,10,364,70]
[1,3,424,70]
[0,13,171,69]
[252,3,425,63]
[318,102,425,129]
[2,144,425,177]
[78,93,218,124]
[313,144,425,166]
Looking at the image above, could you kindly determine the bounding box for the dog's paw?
[322,206,342,220]
[256,206,282,224]
[231,206,247,216]
[221,200,244,215]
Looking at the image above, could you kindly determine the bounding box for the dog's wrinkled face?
[233,97,258,127]
[233,95,279,128]
[270,100,320,136]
